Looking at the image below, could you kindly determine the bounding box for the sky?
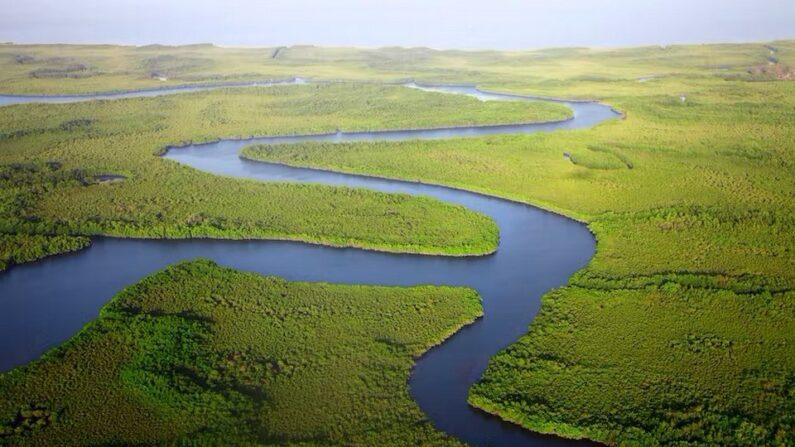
[1,0,793,50]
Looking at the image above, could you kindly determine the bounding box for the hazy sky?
[1,0,793,49]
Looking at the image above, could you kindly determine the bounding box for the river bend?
[0,80,619,446]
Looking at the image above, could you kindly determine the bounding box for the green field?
[1,41,794,445]
[0,259,480,445]
[0,84,575,269]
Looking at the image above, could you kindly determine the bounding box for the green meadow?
[1,41,794,445]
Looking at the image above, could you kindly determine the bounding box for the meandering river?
[0,80,619,446]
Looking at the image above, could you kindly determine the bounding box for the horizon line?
[2,36,795,53]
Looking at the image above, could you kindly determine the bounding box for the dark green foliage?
[0,234,89,271]
[0,163,93,269]
[568,145,633,170]
[0,403,55,437]
[0,260,481,446]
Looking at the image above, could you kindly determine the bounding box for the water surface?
[0,77,305,106]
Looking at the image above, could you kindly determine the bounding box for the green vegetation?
[0,162,95,269]
[0,234,89,271]
[1,41,792,94]
[2,41,794,445]
[0,259,480,446]
[469,284,795,446]
[0,83,573,270]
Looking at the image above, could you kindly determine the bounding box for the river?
[0,80,619,446]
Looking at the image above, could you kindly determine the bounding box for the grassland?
[0,259,481,446]
[0,84,574,270]
[1,41,794,445]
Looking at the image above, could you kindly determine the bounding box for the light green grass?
[1,41,790,94]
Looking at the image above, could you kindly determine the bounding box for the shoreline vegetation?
[0,77,301,98]
[242,93,795,442]
[0,259,482,445]
[159,111,576,156]
[1,41,794,445]
[238,151,594,225]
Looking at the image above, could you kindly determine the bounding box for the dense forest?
[0,260,480,445]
